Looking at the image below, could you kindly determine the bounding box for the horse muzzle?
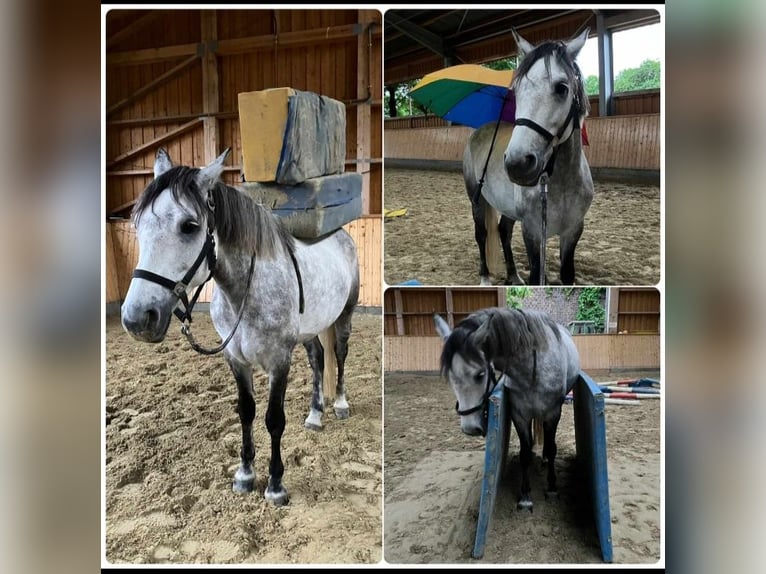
[504,150,543,186]
[121,302,172,343]
[460,410,488,437]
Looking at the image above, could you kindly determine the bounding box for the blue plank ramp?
[574,371,614,563]
[471,371,613,562]
[472,381,511,559]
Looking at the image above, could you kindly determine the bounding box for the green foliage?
[506,287,532,309]
[614,59,660,93]
[585,75,599,96]
[384,80,428,118]
[582,59,660,96]
[482,57,517,71]
[576,287,606,332]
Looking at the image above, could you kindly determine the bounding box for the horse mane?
[512,40,590,119]
[132,165,294,259]
[440,307,561,375]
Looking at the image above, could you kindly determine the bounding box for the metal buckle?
[173,282,187,297]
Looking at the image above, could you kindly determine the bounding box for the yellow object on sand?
[384,208,408,219]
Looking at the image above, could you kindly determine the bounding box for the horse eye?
[555,82,569,96]
[180,220,199,235]
[475,370,486,381]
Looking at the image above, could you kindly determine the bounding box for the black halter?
[513,97,580,178]
[132,230,218,325]
[130,199,254,356]
[455,366,499,425]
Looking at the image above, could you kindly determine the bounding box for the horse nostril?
[145,307,160,329]
[524,154,536,168]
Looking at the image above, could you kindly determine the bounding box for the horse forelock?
[132,165,294,259]
[512,40,589,118]
[132,166,208,227]
[439,314,486,377]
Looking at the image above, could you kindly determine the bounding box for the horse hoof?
[304,409,323,431]
[517,498,533,512]
[504,275,525,286]
[545,490,559,501]
[334,407,350,419]
[479,275,493,286]
[264,484,289,506]
[232,468,254,493]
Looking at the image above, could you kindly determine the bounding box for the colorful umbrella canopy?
[409,63,589,145]
[409,64,515,129]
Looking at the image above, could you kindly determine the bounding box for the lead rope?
[538,172,549,285]
[472,90,510,205]
[180,254,256,356]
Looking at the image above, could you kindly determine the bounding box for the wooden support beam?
[394,289,405,336]
[497,288,506,308]
[107,54,199,118]
[216,23,362,55]
[107,11,161,50]
[484,202,504,279]
[106,118,202,168]
[356,12,376,215]
[533,418,544,451]
[107,23,364,67]
[445,288,454,328]
[107,111,237,128]
[320,328,337,399]
[201,11,220,163]
[107,42,199,66]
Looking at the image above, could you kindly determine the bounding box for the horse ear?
[196,148,231,190]
[154,148,173,178]
[566,27,589,60]
[470,313,495,350]
[512,28,535,59]
[433,314,452,342]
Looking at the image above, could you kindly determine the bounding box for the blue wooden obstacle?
[574,371,614,563]
[471,371,613,562]
[472,382,511,559]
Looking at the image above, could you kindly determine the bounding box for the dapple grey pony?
[434,307,579,510]
[464,28,593,285]
[121,148,359,505]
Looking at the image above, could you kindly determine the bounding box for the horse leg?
[264,360,291,506]
[470,196,492,286]
[498,215,523,285]
[511,412,534,511]
[559,221,584,285]
[302,337,324,431]
[542,406,563,500]
[227,357,256,494]
[522,225,545,285]
[332,304,354,419]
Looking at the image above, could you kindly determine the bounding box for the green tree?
[576,287,606,332]
[384,80,427,118]
[482,57,517,71]
[614,59,660,93]
[585,75,599,96]
[506,287,532,309]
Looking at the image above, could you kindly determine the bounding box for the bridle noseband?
[513,95,580,178]
[455,366,500,426]
[131,197,255,355]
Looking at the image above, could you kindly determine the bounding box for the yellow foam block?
[238,88,295,183]
[238,87,346,184]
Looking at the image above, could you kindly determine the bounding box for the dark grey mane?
[512,40,589,118]
[132,165,294,259]
[440,307,561,375]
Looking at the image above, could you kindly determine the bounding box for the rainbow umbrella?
[409,64,515,129]
[410,63,589,145]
